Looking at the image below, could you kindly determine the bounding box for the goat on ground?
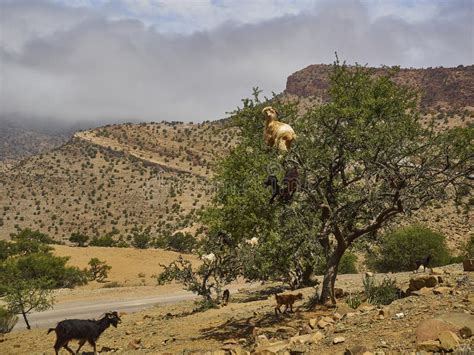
[414,255,432,273]
[274,292,303,315]
[262,106,296,151]
[263,167,299,204]
[47,311,121,355]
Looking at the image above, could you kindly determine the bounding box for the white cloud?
[0,0,472,128]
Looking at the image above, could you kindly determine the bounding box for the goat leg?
[63,342,75,354]
[76,339,86,354]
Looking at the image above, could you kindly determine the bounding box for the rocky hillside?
[0,121,238,241]
[286,64,474,110]
[0,121,69,162]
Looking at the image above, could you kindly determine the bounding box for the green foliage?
[0,306,18,333]
[87,258,111,282]
[363,275,400,305]
[368,225,452,272]
[131,230,151,249]
[157,253,237,309]
[10,228,55,255]
[89,234,117,247]
[0,240,13,261]
[69,233,89,247]
[338,252,358,274]
[464,234,474,258]
[155,232,197,253]
[346,293,362,309]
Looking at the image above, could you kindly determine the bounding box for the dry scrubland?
[1,264,472,354]
[0,121,238,241]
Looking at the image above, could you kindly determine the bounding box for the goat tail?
[47,327,56,334]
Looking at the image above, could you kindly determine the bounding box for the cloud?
[0,0,472,127]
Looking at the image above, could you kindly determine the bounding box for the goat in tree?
[264,166,299,204]
[262,106,296,151]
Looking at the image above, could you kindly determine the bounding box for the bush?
[338,252,358,274]
[464,234,474,258]
[155,232,196,253]
[87,258,111,282]
[363,275,401,305]
[89,235,116,247]
[131,232,151,249]
[7,253,88,289]
[69,233,89,247]
[368,225,452,272]
[0,306,18,333]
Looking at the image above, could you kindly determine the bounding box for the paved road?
[12,291,198,331]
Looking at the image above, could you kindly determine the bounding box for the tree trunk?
[319,247,345,305]
[22,311,31,330]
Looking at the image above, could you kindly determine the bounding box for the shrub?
[368,225,452,272]
[155,232,196,253]
[0,306,18,333]
[87,258,111,282]
[8,253,87,289]
[89,235,116,247]
[464,234,474,258]
[68,233,89,247]
[363,275,401,305]
[131,231,151,249]
[338,252,358,274]
[346,293,362,309]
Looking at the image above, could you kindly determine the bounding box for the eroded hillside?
[0,121,238,241]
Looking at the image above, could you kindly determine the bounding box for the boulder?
[415,318,459,343]
[409,275,438,291]
[438,330,460,351]
[417,340,441,352]
[463,259,474,272]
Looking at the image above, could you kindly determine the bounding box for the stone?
[463,259,474,271]
[290,332,323,345]
[256,335,270,346]
[346,312,358,318]
[344,345,369,355]
[409,275,438,291]
[435,312,474,331]
[438,330,460,351]
[359,304,376,312]
[309,318,318,329]
[415,318,459,343]
[321,316,335,324]
[430,268,443,275]
[336,303,355,316]
[409,287,432,297]
[433,286,453,295]
[333,312,343,321]
[365,272,374,278]
[460,326,472,339]
[255,340,290,355]
[417,340,441,352]
[317,319,330,329]
[127,339,141,350]
[333,336,346,344]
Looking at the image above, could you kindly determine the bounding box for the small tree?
[131,231,151,249]
[0,259,54,330]
[0,306,18,333]
[87,258,111,282]
[69,233,89,247]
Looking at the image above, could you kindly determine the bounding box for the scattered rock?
[435,312,474,331]
[127,338,141,350]
[255,339,290,354]
[409,275,438,291]
[359,304,375,312]
[333,336,346,344]
[463,259,474,272]
[417,340,441,352]
[438,330,460,351]
[346,312,358,318]
[290,331,324,345]
[430,268,443,275]
[336,303,355,316]
[416,318,459,343]
[433,286,453,295]
[365,272,374,278]
[344,345,369,355]
[308,318,318,329]
[460,326,472,339]
[125,330,131,335]
[256,335,271,346]
[321,316,335,324]
[317,319,331,329]
[394,312,405,319]
[333,312,343,321]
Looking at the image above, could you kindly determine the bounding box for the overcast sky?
[0,0,473,128]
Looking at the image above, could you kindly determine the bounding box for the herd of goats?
[44,108,437,354]
[45,107,301,354]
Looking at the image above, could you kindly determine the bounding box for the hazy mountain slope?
[0,121,237,241]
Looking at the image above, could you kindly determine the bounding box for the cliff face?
[285,64,474,109]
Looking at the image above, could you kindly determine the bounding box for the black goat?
[414,255,432,273]
[47,311,121,354]
[264,167,299,204]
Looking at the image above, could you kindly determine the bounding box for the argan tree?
[203,59,472,304]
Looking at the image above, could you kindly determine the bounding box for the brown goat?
[274,292,303,315]
[262,106,296,151]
